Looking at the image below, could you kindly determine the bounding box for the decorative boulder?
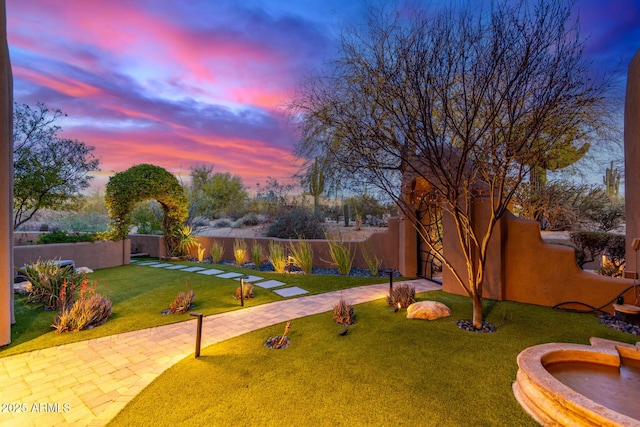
[406,301,451,320]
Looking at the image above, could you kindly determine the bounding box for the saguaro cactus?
[603,161,621,198]
[308,158,325,214]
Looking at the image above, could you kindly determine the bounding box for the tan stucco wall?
[442,212,635,314]
[129,220,402,272]
[14,240,131,272]
[625,49,640,277]
[0,0,12,346]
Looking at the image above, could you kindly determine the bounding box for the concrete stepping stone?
[274,287,308,297]
[234,275,263,283]
[150,263,174,268]
[137,261,160,266]
[255,279,285,289]
[217,272,243,279]
[164,264,188,270]
[181,266,207,272]
[196,268,224,275]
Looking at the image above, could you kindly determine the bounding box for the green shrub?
[174,224,198,257]
[131,200,163,234]
[210,239,225,263]
[22,258,84,309]
[386,284,416,308]
[268,241,287,273]
[289,239,314,274]
[570,231,624,269]
[37,230,96,244]
[233,238,248,266]
[326,234,355,275]
[266,206,324,239]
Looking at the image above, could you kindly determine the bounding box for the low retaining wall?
[129,224,400,272]
[14,240,131,272]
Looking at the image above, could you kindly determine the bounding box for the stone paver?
[273,286,308,297]
[216,272,243,279]
[195,268,224,275]
[234,275,263,283]
[254,279,285,289]
[0,279,440,427]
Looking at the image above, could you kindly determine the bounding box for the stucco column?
[625,49,640,278]
[0,0,13,346]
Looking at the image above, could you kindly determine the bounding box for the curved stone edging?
[513,338,640,427]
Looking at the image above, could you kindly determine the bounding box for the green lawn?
[2,261,387,356]
[108,291,639,426]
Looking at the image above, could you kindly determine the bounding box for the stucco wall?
[129,220,401,272]
[442,212,635,314]
[14,240,131,272]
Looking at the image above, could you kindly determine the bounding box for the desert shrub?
[52,294,112,333]
[210,239,225,263]
[22,258,84,309]
[333,298,356,325]
[360,242,382,276]
[326,234,355,275]
[289,239,314,274]
[211,218,233,228]
[598,234,626,277]
[173,224,199,257]
[168,280,196,314]
[251,241,263,268]
[235,283,254,299]
[570,231,613,268]
[233,213,265,228]
[386,284,416,308]
[52,278,112,333]
[233,238,248,266]
[266,206,324,239]
[268,241,287,273]
[37,230,96,244]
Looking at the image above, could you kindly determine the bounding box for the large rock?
[406,301,451,320]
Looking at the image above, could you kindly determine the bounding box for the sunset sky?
[6,0,640,190]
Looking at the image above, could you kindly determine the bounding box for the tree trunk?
[472,293,483,330]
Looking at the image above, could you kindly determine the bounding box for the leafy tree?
[291,1,612,329]
[13,102,100,230]
[187,165,247,219]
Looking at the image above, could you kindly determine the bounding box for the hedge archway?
[105,164,188,255]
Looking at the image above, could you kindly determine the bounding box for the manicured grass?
[2,261,387,356]
[109,291,638,427]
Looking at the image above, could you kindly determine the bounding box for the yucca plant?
[326,234,355,275]
[251,241,263,268]
[174,224,198,257]
[233,238,248,266]
[289,238,314,274]
[210,239,225,263]
[386,284,416,309]
[22,258,84,309]
[360,242,382,277]
[268,240,287,273]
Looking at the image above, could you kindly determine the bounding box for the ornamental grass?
[289,239,313,274]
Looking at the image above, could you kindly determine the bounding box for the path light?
[383,269,395,296]
[189,312,203,358]
[239,276,249,307]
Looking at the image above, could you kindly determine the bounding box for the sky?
[6,0,640,191]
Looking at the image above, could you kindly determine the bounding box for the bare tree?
[290,0,612,329]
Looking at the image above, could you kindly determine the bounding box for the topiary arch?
[105,164,188,255]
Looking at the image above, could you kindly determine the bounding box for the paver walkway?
[0,279,440,427]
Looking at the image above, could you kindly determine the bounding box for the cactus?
[343,203,350,227]
[308,158,325,214]
[603,161,620,198]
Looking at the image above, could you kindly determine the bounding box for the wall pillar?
[625,49,640,278]
[0,0,13,346]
